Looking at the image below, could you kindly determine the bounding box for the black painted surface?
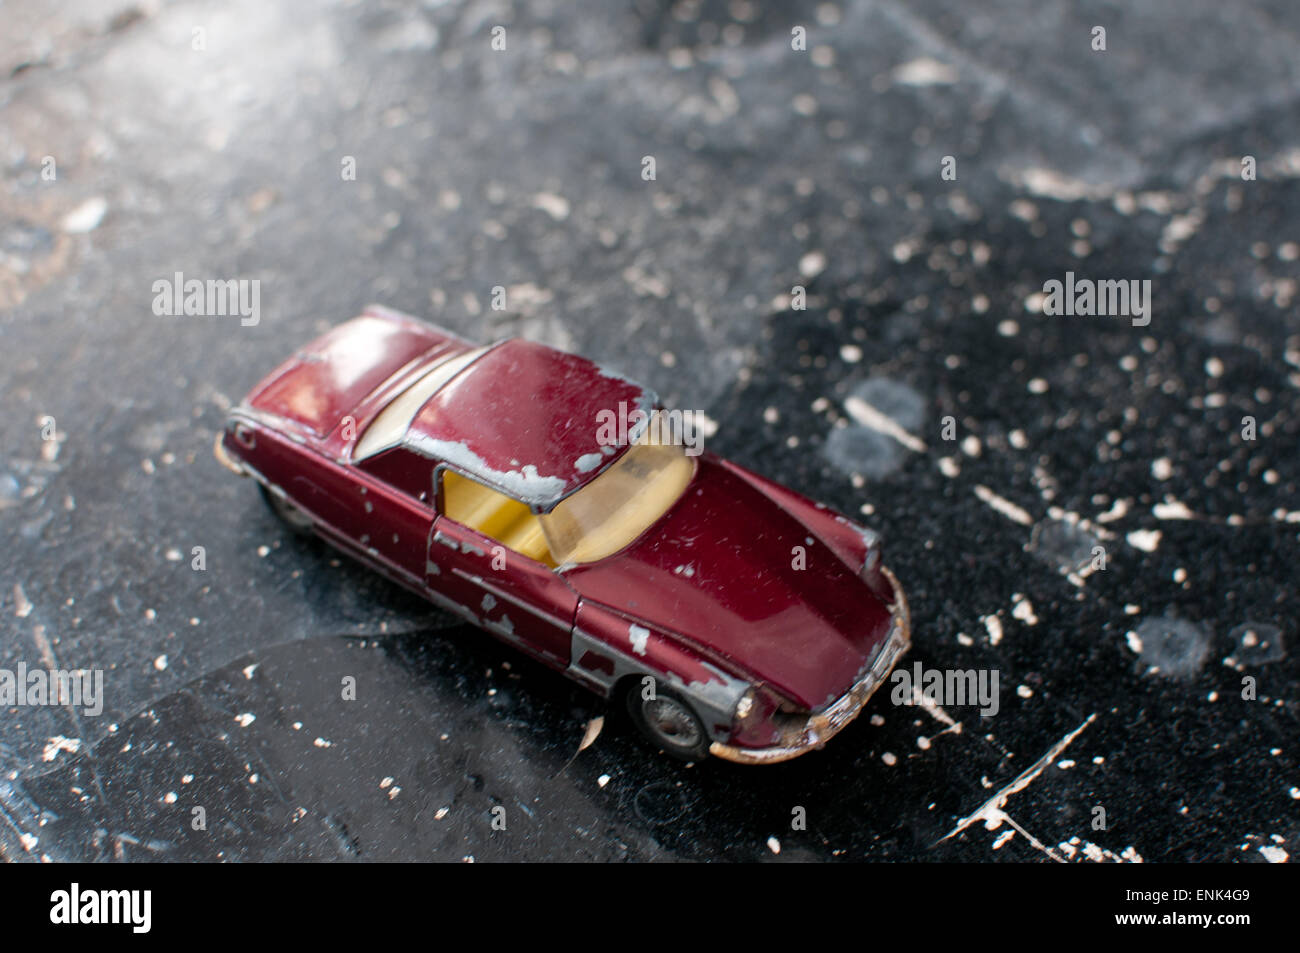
[1,0,1297,862]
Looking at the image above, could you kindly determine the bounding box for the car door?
[427,509,578,669]
[349,447,437,583]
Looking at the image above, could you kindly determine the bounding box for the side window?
[357,447,434,502]
[440,470,555,567]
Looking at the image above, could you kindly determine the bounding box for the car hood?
[563,456,894,710]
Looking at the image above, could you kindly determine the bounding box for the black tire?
[624,679,711,762]
[259,483,314,536]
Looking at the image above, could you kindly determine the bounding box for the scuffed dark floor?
[2,0,1298,862]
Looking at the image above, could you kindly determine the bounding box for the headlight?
[729,685,797,746]
[735,687,756,721]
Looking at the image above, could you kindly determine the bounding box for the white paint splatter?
[532,192,570,220]
[14,584,33,618]
[1127,529,1162,552]
[941,714,1096,851]
[799,250,827,278]
[974,485,1034,526]
[42,736,81,762]
[892,57,957,86]
[1153,498,1195,520]
[843,395,928,453]
[1012,594,1038,626]
[61,197,108,233]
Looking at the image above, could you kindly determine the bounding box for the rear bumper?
[709,564,911,765]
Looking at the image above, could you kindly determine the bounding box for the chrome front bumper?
[709,565,912,765]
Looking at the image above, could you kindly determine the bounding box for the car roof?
[400,338,657,510]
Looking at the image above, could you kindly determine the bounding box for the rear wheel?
[624,679,711,762]
[259,483,314,535]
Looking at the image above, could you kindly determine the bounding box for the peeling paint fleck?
[628,624,650,656]
[406,434,568,505]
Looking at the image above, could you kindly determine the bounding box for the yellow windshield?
[539,421,694,565]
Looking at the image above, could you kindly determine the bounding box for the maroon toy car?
[215,306,911,763]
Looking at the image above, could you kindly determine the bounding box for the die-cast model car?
[215,306,910,762]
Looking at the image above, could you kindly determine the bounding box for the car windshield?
[539,418,694,565]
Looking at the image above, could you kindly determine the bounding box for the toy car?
[215,305,911,763]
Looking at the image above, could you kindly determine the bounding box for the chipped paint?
[628,624,650,656]
[407,434,568,505]
[834,514,881,554]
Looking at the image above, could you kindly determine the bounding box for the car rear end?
[215,306,470,476]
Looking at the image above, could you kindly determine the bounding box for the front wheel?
[259,483,314,536]
[624,679,711,762]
